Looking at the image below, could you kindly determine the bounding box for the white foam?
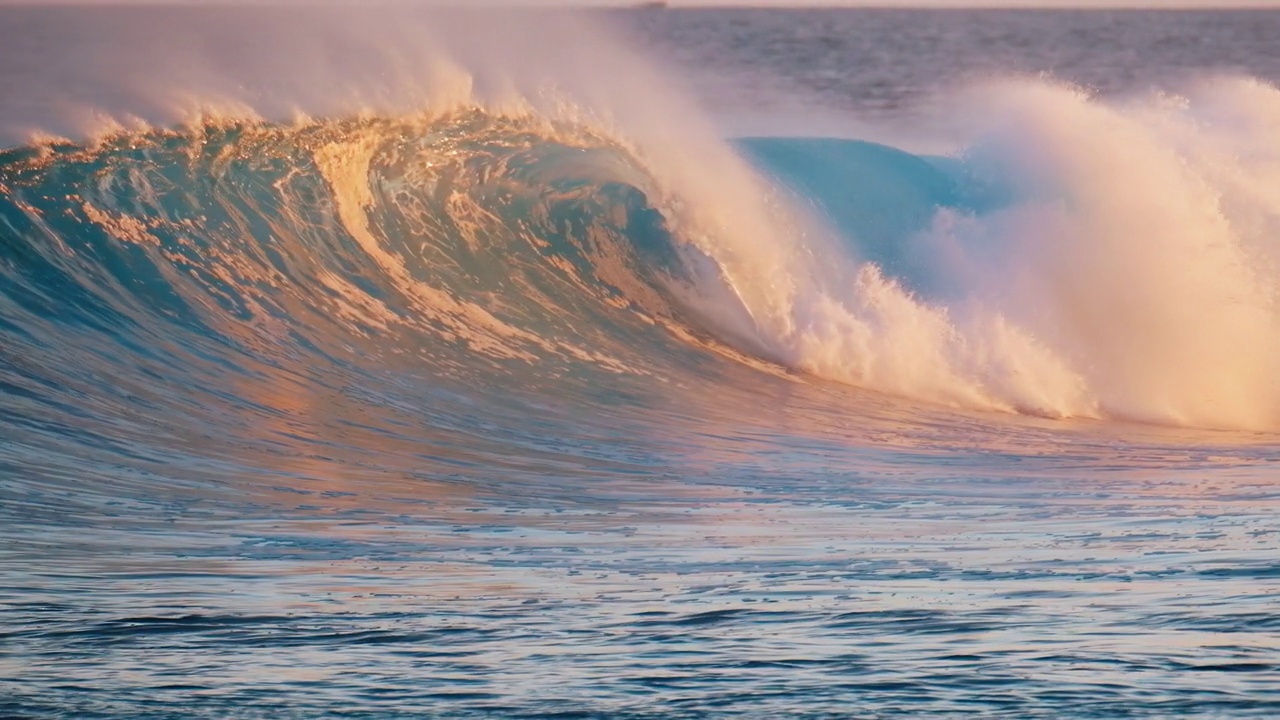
[900,79,1280,429]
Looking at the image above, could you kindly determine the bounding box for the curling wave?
[3,78,1280,441]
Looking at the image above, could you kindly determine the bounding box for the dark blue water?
[2,7,1280,718]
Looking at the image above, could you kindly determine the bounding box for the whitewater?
[2,6,1279,719]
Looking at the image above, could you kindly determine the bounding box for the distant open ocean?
[2,6,1279,718]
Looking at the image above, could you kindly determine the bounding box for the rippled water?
[626,8,1280,125]
[7,410,1279,717]
[7,371,1279,717]
[3,7,1280,719]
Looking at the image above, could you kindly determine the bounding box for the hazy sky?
[3,1,1280,6]
[643,0,1280,5]
[642,0,1280,6]
[636,1,1280,6]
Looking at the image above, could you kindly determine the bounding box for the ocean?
[2,6,1279,718]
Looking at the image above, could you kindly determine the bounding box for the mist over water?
[2,6,1279,719]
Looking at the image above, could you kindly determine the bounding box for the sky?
[4,1,1280,6]
[3,0,1280,7]
[643,0,1280,5]
[676,1,1280,5]
[643,0,1280,6]
[651,0,1280,5]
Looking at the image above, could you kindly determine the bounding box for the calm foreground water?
[2,7,1279,719]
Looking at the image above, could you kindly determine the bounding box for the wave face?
[0,113,744,498]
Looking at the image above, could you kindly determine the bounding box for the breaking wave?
[2,9,1279,440]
